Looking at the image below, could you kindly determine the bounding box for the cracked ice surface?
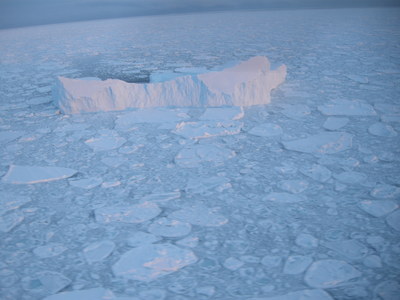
[1,7,400,300]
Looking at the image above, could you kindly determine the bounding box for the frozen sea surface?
[0,7,399,300]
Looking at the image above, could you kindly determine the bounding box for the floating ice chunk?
[304,259,361,288]
[300,164,331,182]
[33,243,67,258]
[318,100,376,116]
[115,108,189,129]
[54,57,286,113]
[95,202,161,224]
[112,244,197,281]
[359,200,398,217]
[265,192,305,203]
[223,257,244,270]
[148,217,191,237]
[0,193,31,216]
[371,184,400,199]
[323,117,349,131]
[368,122,397,137]
[186,176,231,194]
[0,131,24,143]
[2,165,77,184]
[278,180,308,194]
[386,210,400,232]
[283,132,352,154]
[248,123,283,137]
[346,74,368,84]
[169,205,228,227]
[261,255,282,268]
[35,271,71,294]
[322,240,368,259]
[175,144,235,168]
[69,177,102,189]
[281,104,311,119]
[0,211,24,233]
[176,236,199,248]
[295,233,319,249]
[140,191,181,205]
[374,280,400,300]
[85,134,126,152]
[126,232,161,247]
[42,287,115,300]
[83,240,115,263]
[283,255,313,275]
[248,289,333,300]
[101,156,126,168]
[333,171,367,184]
[173,121,243,139]
[363,255,382,268]
[199,106,244,121]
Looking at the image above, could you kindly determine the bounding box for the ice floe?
[112,243,197,281]
[148,217,191,237]
[22,271,71,295]
[83,240,115,263]
[318,100,376,116]
[264,192,305,203]
[248,123,283,137]
[323,117,349,131]
[368,122,397,137]
[2,165,77,184]
[126,232,161,247]
[173,121,243,139]
[174,144,235,168]
[33,243,67,258]
[95,202,161,224]
[69,177,102,189]
[0,211,24,233]
[248,289,333,300]
[359,200,398,217]
[42,287,115,300]
[386,210,400,232]
[0,193,31,216]
[54,56,286,113]
[85,132,126,152]
[304,259,361,288]
[169,205,228,227]
[300,164,332,182]
[0,131,24,143]
[283,132,353,154]
[322,239,368,260]
[283,255,313,275]
[199,106,244,121]
[295,233,319,249]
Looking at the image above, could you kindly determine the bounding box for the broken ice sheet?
[368,122,397,137]
[0,193,31,216]
[359,200,398,217]
[69,177,102,189]
[95,202,161,224]
[115,108,189,130]
[283,132,353,154]
[299,164,331,182]
[83,240,115,263]
[173,121,243,139]
[169,204,228,227]
[199,106,244,121]
[304,259,361,288]
[85,133,126,152]
[248,123,283,137]
[112,243,197,281]
[0,211,24,233]
[42,287,115,300]
[175,144,235,168]
[1,165,77,184]
[318,99,376,116]
[281,104,311,119]
[248,289,333,300]
[126,231,161,247]
[323,117,349,131]
[278,179,308,194]
[322,239,368,260]
[22,271,71,294]
[386,210,400,232]
[333,171,367,185]
[139,191,181,205]
[283,255,313,275]
[265,192,305,203]
[0,131,24,143]
[148,217,191,237]
[33,243,67,258]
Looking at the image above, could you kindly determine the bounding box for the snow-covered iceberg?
[53,56,286,114]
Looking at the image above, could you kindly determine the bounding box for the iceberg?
[53,56,286,113]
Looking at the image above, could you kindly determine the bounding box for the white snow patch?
[2,165,77,184]
[112,243,197,281]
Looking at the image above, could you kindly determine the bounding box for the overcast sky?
[1,0,399,29]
